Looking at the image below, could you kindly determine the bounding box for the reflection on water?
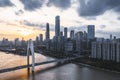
[31,64,120,80]
[0,51,55,80]
[0,52,120,80]
[27,68,35,80]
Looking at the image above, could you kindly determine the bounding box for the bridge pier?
[27,39,35,72]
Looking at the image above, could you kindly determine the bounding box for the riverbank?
[40,50,120,73]
[1,49,120,73]
[73,58,120,73]
[75,62,120,74]
[0,49,27,56]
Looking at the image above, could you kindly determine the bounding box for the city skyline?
[0,0,120,40]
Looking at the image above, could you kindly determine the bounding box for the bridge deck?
[0,57,81,73]
[0,60,58,73]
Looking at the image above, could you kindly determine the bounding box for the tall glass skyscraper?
[55,16,60,36]
[46,23,50,40]
[64,27,67,39]
[40,34,43,42]
[87,25,95,39]
[70,30,74,39]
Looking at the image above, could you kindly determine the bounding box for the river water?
[0,51,120,80]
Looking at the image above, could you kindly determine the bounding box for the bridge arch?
[27,39,35,72]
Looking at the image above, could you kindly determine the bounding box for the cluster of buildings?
[91,36,120,63]
[37,15,120,63]
[37,16,95,55]
[1,15,120,63]
[0,38,27,49]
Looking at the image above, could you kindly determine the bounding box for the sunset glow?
[19,30,32,36]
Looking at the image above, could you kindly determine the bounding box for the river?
[0,51,120,80]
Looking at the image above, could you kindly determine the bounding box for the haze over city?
[0,0,120,40]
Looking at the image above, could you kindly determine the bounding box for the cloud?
[74,20,83,24]
[117,17,120,20]
[84,17,96,20]
[68,25,87,32]
[78,0,120,17]
[22,20,87,34]
[20,0,45,11]
[96,30,120,38]
[47,0,71,9]
[15,9,24,15]
[0,0,14,7]
[99,25,106,29]
[22,20,46,30]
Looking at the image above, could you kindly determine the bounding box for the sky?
[0,0,120,40]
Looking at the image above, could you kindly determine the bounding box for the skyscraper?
[14,38,20,47]
[64,27,67,39]
[87,25,95,39]
[55,16,60,36]
[46,23,50,40]
[60,31,63,37]
[70,30,74,40]
[35,36,39,45]
[39,34,43,42]
[110,34,112,40]
[75,31,84,54]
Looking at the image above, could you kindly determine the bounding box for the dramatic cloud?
[0,0,14,7]
[20,0,45,11]
[47,0,71,9]
[78,0,120,17]
[22,20,87,33]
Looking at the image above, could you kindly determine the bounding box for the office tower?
[64,27,67,39]
[60,31,64,51]
[45,23,50,50]
[35,36,39,45]
[60,31,63,37]
[36,36,39,42]
[110,34,112,40]
[75,31,83,54]
[55,16,60,36]
[70,30,74,40]
[14,38,21,46]
[39,34,43,42]
[83,31,87,40]
[113,36,116,40]
[46,23,50,41]
[87,25,95,40]
[21,38,26,47]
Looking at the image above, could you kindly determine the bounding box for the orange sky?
[0,22,46,41]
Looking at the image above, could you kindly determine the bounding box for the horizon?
[0,0,120,40]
